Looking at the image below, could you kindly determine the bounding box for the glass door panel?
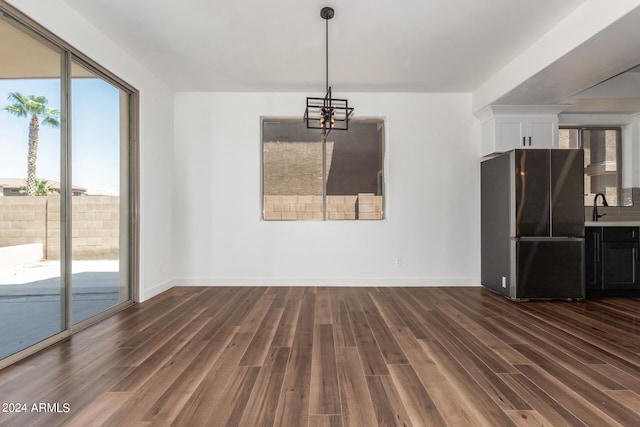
[0,15,65,359]
[70,61,130,324]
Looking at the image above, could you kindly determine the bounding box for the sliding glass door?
[70,61,130,325]
[0,13,66,360]
[0,5,136,366]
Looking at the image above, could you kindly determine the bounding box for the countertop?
[584,221,640,227]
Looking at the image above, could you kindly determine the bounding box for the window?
[559,127,622,206]
[262,119,385,220]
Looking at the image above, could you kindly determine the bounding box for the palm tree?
[19,179,56,196]
[2,92,60,195]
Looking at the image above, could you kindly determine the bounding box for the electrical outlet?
[395,257,402,267]
[501,276,507,289]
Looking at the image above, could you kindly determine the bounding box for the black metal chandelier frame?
[304,7,353,135]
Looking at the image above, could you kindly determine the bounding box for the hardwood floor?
[0,286,639,426]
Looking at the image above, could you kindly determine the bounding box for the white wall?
[6,1,483,293]
[173,92,481,286]
[7,0,175,301]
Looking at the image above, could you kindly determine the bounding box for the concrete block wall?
[263,141,334,196]
[357,193,383,220]
[264,194,383,220]
[0,196,50,253]
[0,195,119,261]
[327,195,357,220]
[70,196,120,260]
[263,195,324,220]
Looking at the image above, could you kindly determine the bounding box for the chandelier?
[304,7,354,135]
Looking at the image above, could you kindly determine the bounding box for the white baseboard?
[172,276,480,287]
[139,276,480,301]
[141,278,174,301]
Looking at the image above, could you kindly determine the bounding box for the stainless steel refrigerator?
[481,149,585,300]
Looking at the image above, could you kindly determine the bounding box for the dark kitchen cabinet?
[585,226,640,297]
[585,227,601,290]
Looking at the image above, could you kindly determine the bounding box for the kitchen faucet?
[592,192,609,221]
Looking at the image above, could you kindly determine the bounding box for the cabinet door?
[602,241,640,290]
[528,116,557,149]
[584,228,602,290]
[479,108,562,155]
[495,116,526,151]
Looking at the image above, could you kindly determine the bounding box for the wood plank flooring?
[0,286,639,426]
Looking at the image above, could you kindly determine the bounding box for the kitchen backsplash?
[584,188,640,221]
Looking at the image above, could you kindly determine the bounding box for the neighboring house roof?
[0,178,87,195]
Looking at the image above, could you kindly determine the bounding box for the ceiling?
[564,65,640,114]
[490,3,640,115]
[0,14,93,78]
[58,0,588,93]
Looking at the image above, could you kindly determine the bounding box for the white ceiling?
[59,0,588,93]
[565,65,640,113]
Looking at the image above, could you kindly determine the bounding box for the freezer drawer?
[515,239,585,299]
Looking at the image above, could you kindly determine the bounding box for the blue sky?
[0,78,121,195]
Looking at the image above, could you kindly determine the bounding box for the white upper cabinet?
[477,106,567,156]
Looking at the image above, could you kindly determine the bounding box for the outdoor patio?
[0,260,119,359]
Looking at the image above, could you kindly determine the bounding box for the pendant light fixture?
[304,7,354,136]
